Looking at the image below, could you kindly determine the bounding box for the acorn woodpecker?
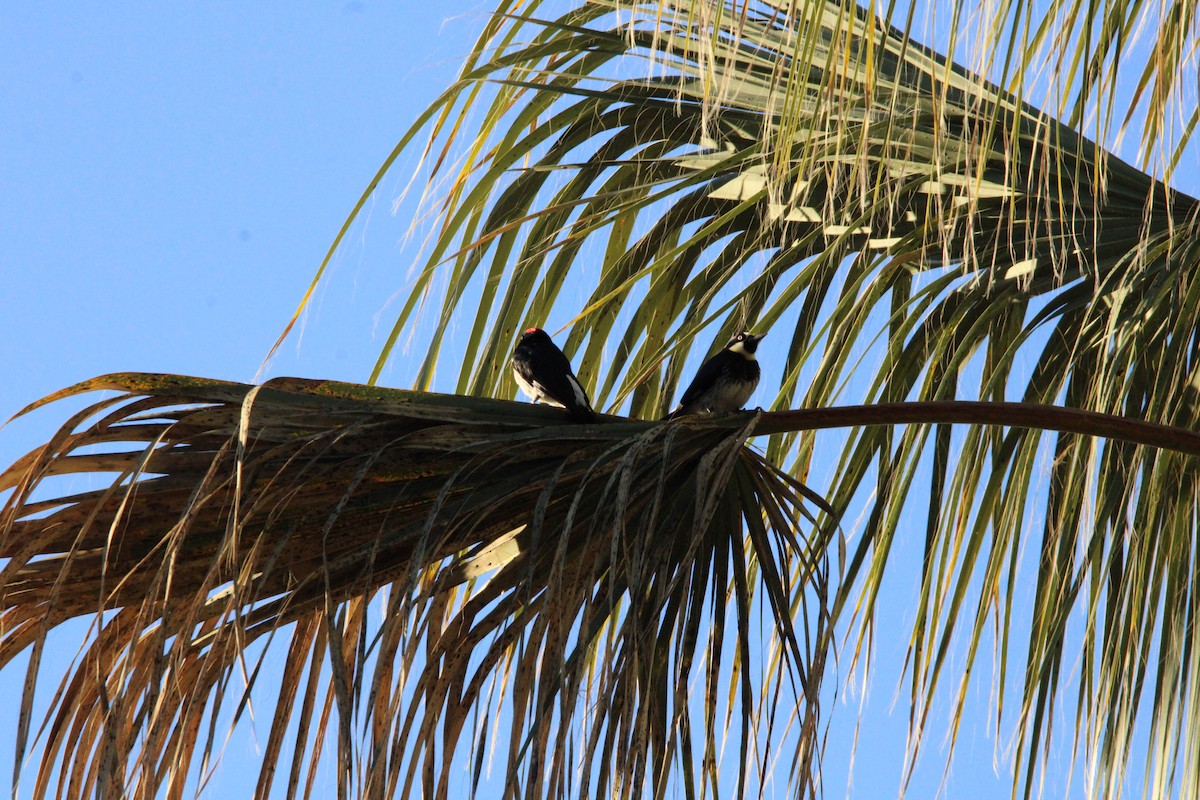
[511,327,596,423]
[665,331,764,419]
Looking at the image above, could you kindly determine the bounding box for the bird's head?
[726,331,765,356]
[520,327,551,344]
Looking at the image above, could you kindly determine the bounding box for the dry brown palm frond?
[8,374,1200,797]
[1,373,833,800]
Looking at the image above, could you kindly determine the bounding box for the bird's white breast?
[728,340,756,359]
[514,369,565,408]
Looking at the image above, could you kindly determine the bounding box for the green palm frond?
[342,0,1197,421]
[1,374,832,799]
[261,0,1200,795]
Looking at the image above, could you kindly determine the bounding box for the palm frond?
[346,0,1196,419]
[265,0,1200,795]
[14,0,1199,796]
[9,374,1200,796]
[1,373,831,799]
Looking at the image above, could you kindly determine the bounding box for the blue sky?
[0,3,1171,798]
[1,2,485,405]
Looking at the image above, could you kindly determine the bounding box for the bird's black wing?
[536,348,596,422]
[666,352,727,417]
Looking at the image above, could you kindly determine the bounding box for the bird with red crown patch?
[511,328,596,423]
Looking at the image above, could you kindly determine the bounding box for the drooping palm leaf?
[0,373,835,799]
[265,0,1200,795]
[8,374,1200,796]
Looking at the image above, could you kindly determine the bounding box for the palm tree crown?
[5,0,1200,797]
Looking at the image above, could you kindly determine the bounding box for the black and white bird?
[511,327,596,423]
[665,331,764,419]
